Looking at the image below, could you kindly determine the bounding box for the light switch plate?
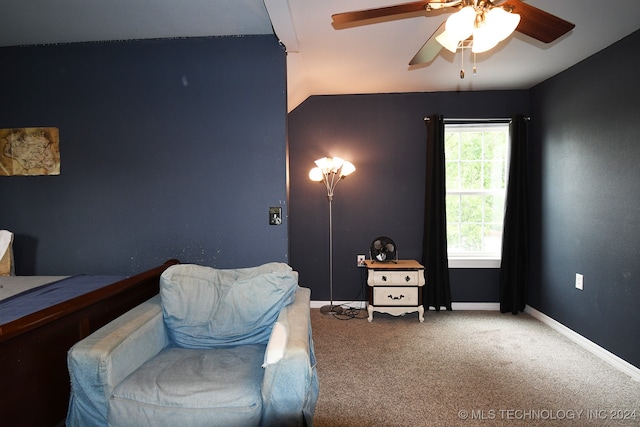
[269,207,282,225]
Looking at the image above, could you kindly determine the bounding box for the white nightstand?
[365,259,425,322]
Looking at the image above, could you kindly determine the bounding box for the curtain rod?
[424,117,531,122]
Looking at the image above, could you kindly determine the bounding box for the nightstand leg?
[418,306,424,322]
[367,305,374,322]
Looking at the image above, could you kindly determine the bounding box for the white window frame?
[445,122,510,269]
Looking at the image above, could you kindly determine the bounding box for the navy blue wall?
[0,36,289,275]
[529,30,640,368]
[288,91,528,303]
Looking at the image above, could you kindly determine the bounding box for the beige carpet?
[310,308,640,426]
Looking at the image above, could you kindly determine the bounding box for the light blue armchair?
[66,263,318,427]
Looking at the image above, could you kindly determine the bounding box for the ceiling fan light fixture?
[435,30,461,53]
[471,7,520,53]
[471,24,500,53]
[444,6,475,41]
[486,7,521,42]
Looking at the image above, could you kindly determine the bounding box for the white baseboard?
[525,305,640,382]
[311,301,501,311]
[450,302,500,311]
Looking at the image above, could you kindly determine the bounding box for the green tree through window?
[445,123,509,259]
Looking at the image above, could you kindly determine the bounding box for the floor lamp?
[309,156,356,315]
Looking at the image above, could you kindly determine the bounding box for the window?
[445,123,509,268]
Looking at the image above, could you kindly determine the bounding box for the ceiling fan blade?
[501,0,575,43]
[332,1,430,26]
[409,21,446,65]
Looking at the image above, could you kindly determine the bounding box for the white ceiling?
[2,1,640,112]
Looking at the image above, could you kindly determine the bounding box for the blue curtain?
[422,115,452,311]
[500,115,530,314]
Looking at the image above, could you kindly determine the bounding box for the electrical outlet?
[575,273,583,290]
[357,254,366,267]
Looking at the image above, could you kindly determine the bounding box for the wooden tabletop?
[364,259,423,269]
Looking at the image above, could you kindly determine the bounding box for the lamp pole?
[325,192,337,315]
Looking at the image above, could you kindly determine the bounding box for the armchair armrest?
[261,286,319,426]
[66,295,170,427]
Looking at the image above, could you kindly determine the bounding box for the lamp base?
[320,304,344,316]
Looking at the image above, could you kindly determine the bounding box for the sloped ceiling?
[2,1,640,111]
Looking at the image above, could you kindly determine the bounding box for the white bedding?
[0,276,69,301]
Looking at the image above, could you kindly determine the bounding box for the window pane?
[460,133,482,160]
[445,133,459,160]
[460,195,482,223]
[460,161,482,189]
[483,194,505,223]
[483,161,505,189]
[483,131,507,161]
[483,222,503,254]
[446,161,460,189]
[460,223,482,251]
[447,222,460,250]
[446,194,461,222]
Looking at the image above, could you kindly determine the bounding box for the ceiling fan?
[332,0,575,75]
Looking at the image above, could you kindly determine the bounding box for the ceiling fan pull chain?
[460,46,465,79]
[473,52,477,76]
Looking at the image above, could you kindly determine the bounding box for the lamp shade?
[472,23,500,53]
[330,157,345,173]
[445,6,475,42]
[340,160,356,177]
[314,157,332,171]
[436,30,461,53]
[472,8,520,53]
[486,8,520,42]
[309,167,324,182]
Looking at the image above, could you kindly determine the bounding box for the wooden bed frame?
[0,259,179,427]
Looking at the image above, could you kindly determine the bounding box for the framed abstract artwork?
[0,127,60,176]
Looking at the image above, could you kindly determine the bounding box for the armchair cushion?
[160,263,298,348]
[109,344,266,427]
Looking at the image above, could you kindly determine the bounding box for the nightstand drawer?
[370,270,421,286]
[372,286,418,306]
